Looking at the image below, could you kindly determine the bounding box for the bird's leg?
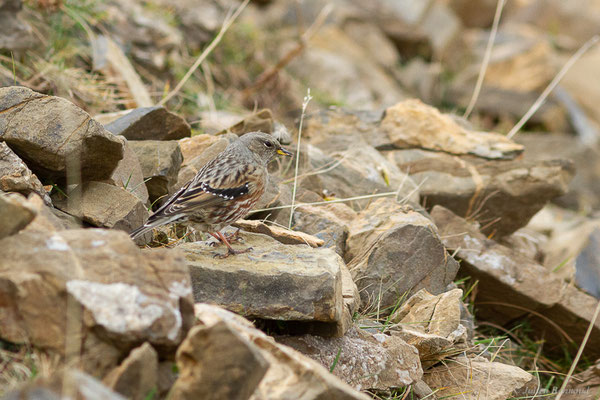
[207,232,222,247]
[223,228,243,243]
[212,231,252,258]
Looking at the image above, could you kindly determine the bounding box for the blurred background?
[3,0,600,213]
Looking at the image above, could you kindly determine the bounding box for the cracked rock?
[0,86,124,183]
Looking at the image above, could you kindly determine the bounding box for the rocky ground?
[2,0,600,399]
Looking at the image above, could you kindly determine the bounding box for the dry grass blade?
[157,0,250,106]
[554,299,600,400]
[251,190,399,214]
[507,35,600,139]
[463,0,506,119]
[103,36,153,107]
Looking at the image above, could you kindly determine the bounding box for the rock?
[0,229,194,375]
[390,289,469,368]
[3,369,126,400]
[0,142,51,205]
[0,191,36,239]
[217,108,274,137]
[380,99,524,159]
[0,86,124,183]
[214,110,292,145]
[303,108,389,151]
[52,182,149,233]
[0,0,36,51]
[397,58,443,105]
[574,227,600,298]
[448,27,567,131]
[178,134,222,165]
[193,304,371,400]
[431,205,563,321]
[387,148,575,237]
[448,0,504,28]
[276,326,423,391]
[419,1,462,57]
[447,86,566,133]
[459,26,556,94]
[129,140,183,203]
[391,289,464,337]
[286,26,407,110]
[500,227,547,264]
[196,110,246,134]
[517,133,600,212]
[298,144,419,207]
[291,202,356,256]
[342,20,400,69]
[169,321,269,400]
[179,231,351,336]
[431,206,600,358]
[105,141,149,204]
[512,0,600,44]
[104,106,191,141]
[22,193,77,233]
[423,355,533,400]
[536,210,600,292]
[346,199,459,310]
[233,219,324,247]
[104,343,158,400]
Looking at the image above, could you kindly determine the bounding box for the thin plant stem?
[288,89,312,229]
[555,300,600,400]
[507,35,600,139]
[463,0,506,119]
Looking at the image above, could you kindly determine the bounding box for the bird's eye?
[264,141,273,148]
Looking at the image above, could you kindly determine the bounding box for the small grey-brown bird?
[130,131,292,257]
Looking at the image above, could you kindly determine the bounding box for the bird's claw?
[213,246,253,259]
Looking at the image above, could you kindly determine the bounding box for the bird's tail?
[130,213,184,240]
[130,224,154,240]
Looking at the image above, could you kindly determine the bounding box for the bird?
[130,131,292,257]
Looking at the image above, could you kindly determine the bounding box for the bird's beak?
[277,148,293,157]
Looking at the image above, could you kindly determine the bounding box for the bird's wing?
[148,161,257,222]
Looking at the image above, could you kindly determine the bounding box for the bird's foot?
[213,246,253,259]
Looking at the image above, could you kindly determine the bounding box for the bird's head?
[240,131,292,165]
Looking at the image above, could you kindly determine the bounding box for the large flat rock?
[170,321,268,400]
[276,326,423,391]
[194,304,371,400]
[424,355,532,400]
[179,232,350,336]
[431,205,600,358]
[0,229,194,376]
[0,86,124,183]
[388,148,575,237]
[381,99,523,159]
